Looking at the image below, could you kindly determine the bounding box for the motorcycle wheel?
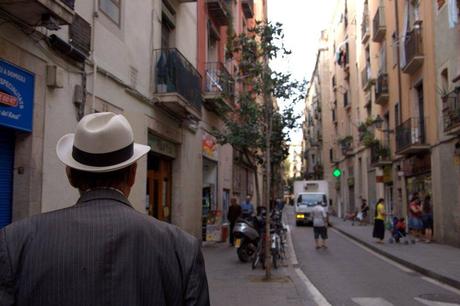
[237,241,252,263]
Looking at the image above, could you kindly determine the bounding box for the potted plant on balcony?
[338,135,353,154]
[362,131,379,148]
[358,122,368,140]
[378,146,391,161]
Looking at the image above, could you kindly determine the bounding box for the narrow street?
[286,207,460,306]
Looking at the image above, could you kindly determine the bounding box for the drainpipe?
[394,0,408,230]
[91,0,99,114]
[394,0,403,124]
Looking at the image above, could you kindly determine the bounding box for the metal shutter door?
[0,128,14,229]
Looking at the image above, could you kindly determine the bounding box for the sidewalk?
[330,216,460,290]
[202,241,312,306]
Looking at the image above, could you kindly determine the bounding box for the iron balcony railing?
[375,72,389,103]
[372,6,386,42]
[204,62,234,103]
[154,48,202,112]
[442,89,460,133]
[370,142,391,166]
[403,26,423,71]
[396,117,426,152]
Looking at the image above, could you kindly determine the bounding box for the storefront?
[403,154,432,209]
[232,149,255,202]
[202,132,219,241]
[0,59,34,228]
[146,134,176,223]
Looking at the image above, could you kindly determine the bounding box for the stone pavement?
[202,241,313,306]
[330,216,460,290]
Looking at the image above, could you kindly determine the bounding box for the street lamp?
[373,115,394,133]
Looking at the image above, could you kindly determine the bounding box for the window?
[441,68,449,93]
[394,103,400,127]
[99,0,121,25]
[329,148,334,162]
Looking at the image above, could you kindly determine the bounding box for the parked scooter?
[233,214,262,262]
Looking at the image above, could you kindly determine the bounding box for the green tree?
[216,21,304,279]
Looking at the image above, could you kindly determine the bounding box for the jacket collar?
[77,188,133,208]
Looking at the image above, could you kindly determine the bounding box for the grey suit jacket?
[0,189,209,306]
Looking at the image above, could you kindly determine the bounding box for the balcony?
[361,65,373,91]
[154,48,202,120]
[402,26,424,74]
[370,142,392,167]
[375,73,389,105]
[242,0,254,19]
[203,62,234,113]
[361,13,370,44]
[372,6,386,42]
[0,0,75,28]
[339,136,353,156]
[396,117,430,155]
[442,89,460,135]
[206,0,229,26]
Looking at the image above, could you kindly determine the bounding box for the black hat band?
[72,143,134,167]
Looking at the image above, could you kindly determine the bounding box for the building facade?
[0,0,266,240]
[304,0,460,247]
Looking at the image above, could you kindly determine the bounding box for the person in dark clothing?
[0,113,209,306]
[227,197,241,246]
[422,195,433,243]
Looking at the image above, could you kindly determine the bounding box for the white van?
[293,180,329,226]
[295,193,328,225]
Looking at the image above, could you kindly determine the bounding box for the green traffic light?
[333,168,342,177]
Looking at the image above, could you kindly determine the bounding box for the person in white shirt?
[312,203,328,249]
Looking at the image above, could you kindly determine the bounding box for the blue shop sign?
[0,59,35,132]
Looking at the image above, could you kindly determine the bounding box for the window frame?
[99,0,121,26]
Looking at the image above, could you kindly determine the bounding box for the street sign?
[332,168,342,177]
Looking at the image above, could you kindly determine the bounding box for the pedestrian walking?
[227,197,241,246]
[372,198,386,244]
[422,195,433,243]
[241,195,254,218]
[312,203,328,249]
[0,112,209,306]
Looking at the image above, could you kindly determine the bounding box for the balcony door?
[416,83,425,143]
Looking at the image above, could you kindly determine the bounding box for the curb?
[332,224,460,291]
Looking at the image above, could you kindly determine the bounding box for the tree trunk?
[264,94,273,280]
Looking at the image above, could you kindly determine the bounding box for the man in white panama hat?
[0,112,209,306]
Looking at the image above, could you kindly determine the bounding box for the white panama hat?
[56,112,150,173]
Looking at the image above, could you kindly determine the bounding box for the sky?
[267,0,337,145]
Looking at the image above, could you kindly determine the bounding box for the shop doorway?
[202,157,218,241]
[0,128,14,229]
[146,152,172,223]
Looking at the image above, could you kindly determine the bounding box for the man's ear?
[66,166,77,188]
[128,162,137,187]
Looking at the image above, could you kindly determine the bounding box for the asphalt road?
[286,207,460,306]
